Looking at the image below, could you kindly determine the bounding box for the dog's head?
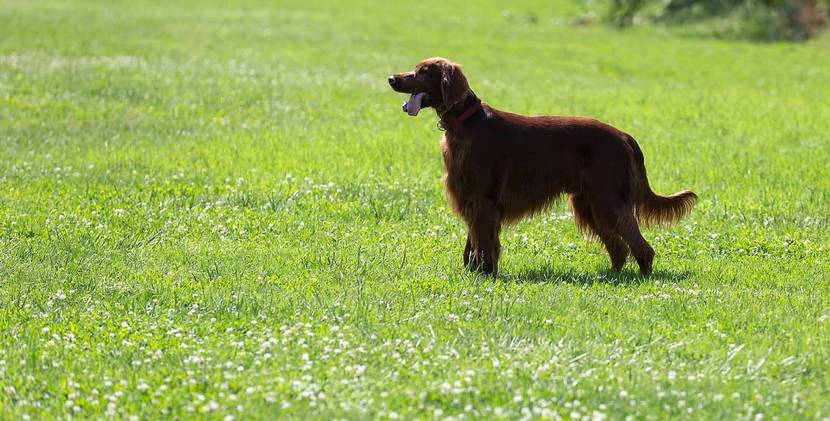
[388,57,470,116]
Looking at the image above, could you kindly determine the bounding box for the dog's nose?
[388,76,396,86]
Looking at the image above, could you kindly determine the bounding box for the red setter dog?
[389,58,697,276]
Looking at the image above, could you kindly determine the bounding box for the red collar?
[449,100,482,129]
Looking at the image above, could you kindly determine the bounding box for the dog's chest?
[440,134,476,212]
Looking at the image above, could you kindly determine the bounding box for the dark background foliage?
[605,0,829,40]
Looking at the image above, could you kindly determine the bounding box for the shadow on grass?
[500,265,691,286]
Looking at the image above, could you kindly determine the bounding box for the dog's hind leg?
[597,229,629,273]
[571,194,628,271]
[569,193,597,237]
[614,207,655,276]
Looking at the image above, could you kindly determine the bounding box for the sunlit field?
[1,0,829,418]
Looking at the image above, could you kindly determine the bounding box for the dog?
[388,57,697,276]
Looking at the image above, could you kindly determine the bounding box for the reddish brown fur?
[390,58,697,276]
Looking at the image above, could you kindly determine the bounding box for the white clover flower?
[202,401,220,412]
[354,365,366,376]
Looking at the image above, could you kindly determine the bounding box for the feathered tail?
[625,135,697,226]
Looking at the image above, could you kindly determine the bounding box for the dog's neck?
[437,92,482,131]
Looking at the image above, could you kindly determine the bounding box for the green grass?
[2,0,830,418]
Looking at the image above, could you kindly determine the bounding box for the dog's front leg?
[466,200,501,276]
[463,232,474,269]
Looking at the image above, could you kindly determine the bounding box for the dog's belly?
[440,133,582,223]
[442,160,571,224]
[496,165,576,222]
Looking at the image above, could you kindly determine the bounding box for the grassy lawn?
[2,0,829,418]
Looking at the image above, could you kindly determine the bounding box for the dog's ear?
[440,61,469,108]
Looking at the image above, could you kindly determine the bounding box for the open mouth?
[401,92,431,116]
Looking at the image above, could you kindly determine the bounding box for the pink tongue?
[405,92,425,116]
